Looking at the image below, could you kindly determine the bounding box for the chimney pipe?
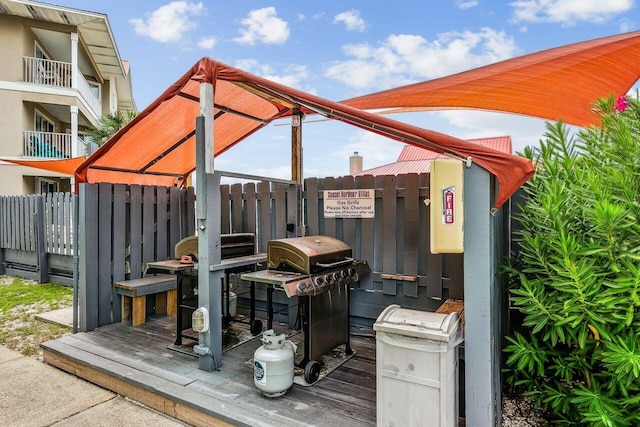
[350,151,363,174]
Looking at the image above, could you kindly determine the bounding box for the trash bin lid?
[373,304,460,342]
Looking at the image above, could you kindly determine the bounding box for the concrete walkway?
[0,307,189,427]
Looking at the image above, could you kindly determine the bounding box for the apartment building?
[0,0,135,195]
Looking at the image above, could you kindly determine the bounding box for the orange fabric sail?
[342,31,640,127]
[1,157,85,175]
[75,57,534,207]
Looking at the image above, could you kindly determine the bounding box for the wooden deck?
[41,315,377,427]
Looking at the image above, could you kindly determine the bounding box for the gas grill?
[241,235,370,384]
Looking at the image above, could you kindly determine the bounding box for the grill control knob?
[347,268,356,276]
[324,274,333,284]
[314,276,324,286]
[332,272,340,281]
[340,270,348,279]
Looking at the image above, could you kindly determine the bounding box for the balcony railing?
[23,56,72,88]
[77,73,102,117]
[23,131,72,158]
[23,57,102,117]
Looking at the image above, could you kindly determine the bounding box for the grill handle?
[315,257,354,269]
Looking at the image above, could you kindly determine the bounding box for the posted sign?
[442,186,455,224]
[324,189,375,218]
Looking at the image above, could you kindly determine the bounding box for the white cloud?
[235,7,290,45]
[510,0,634,25]
[619,17,635,32]
[333,10,366,32]
[328,130,403,167]
[234,59,309,89]
[456,1,480,10]
[325,28,518,90]
[198,37,216,49]
[130,1,205,43]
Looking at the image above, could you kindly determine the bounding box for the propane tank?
[253,329,295,397]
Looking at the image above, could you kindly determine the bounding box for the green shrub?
[504,96,640,426]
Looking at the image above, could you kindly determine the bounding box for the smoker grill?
[241,235,370,384]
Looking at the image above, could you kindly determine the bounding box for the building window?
[88,81,100,100]
[34,110,54,133]
[36,178,58,194]
[34,41,48,59]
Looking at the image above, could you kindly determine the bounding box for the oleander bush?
[503,96,640,426]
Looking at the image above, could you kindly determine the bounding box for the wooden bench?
[114,275,177,326]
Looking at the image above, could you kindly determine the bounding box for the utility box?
[374,304,462,427]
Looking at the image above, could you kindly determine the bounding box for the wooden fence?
[79,184,196,329]
[220,173,462,328]
[1,173,465,330]
[0,193,76,284]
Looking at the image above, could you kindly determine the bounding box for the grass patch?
[0,276,72,312]
[0,276,73,358]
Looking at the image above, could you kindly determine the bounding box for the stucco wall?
[0,15,24,82]
[0,90,23,156]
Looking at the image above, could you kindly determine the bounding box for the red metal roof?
[355,136,512,176]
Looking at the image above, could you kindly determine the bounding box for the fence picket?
[142,186,155,267]
[243,183,257,236]
[304,178,319,236]
[231,183,243,233]
[273,183,287,239]
[156,188,168,261]
[98,183,113,326]
[402,174,419,297]
[382,175,397,296]
[220,184,231,234]
[356,175,375,290]
[257,181,271,252]
[129,185,142,280]
[169,187,181,254]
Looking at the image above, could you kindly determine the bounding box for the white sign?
[324,189,375,218]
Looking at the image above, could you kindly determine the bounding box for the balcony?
[23,131,72,159]
[23,57,102,117]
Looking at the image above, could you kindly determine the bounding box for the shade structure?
[75,57,534,208]
[1,157,85,176]
[341,31,640,127]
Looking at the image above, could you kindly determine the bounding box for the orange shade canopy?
[75,57,534,207]
[2,157,85,175]
[342,31,640,127]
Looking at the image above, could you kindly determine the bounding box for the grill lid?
[267,236,352,274]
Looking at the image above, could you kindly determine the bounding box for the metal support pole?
[463,164,501,425]
[72,193,79,333]
[195,82,223,371]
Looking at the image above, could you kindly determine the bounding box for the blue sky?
[53,0,639,179]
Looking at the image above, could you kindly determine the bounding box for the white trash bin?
[374,304,462,427]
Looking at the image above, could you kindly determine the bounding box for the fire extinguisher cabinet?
[373,304,462,427]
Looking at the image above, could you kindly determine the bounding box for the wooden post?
[291,109,302,183]
[196,82,223,371]
[291,109,303,235]
[78,183,99,332]
[463,164,502,425]
[34,195,49,283]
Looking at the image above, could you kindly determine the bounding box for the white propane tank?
[253,329,295,397]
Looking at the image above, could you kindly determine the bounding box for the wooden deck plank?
[43,340,258,427]
[41,316,378,426]
[52,334,197,384]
